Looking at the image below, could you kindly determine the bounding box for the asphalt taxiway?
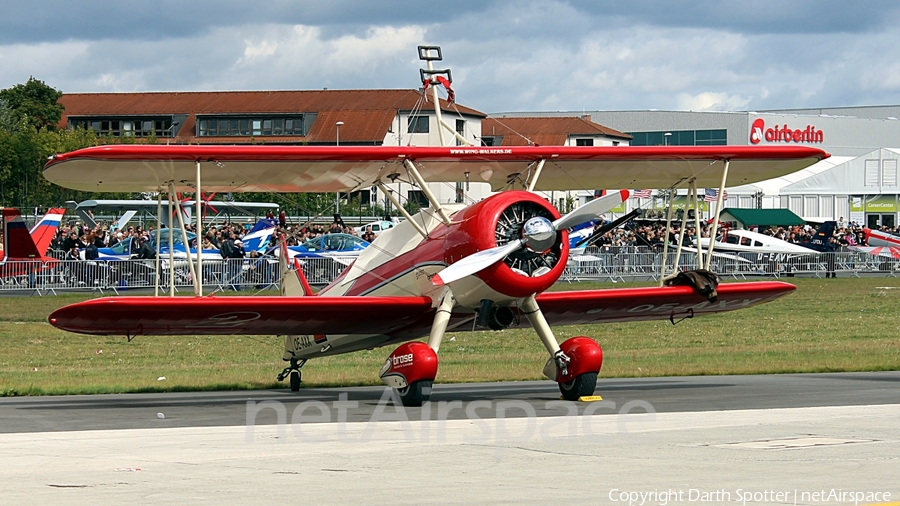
[1,373,898,505]
[1,371,898,432]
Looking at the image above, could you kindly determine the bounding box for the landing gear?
[379,289,452,407]
[397,380,434,407]
[380,343,439,407]
[523,296,604,399]
[276,358,306,392]
[559,372,598,401]
[289,371,301,392]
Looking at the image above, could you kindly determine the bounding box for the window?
[864,160,879,186]
[196,114,316,137]
[407,116,429,134]
[349,190,371,206]
[883,159,898,186]
[407,190,429,208]
[627,129,726,146]
[481,136,502,146]
[804,196,818,217]
[575,138,594,146]
[70,116,175,137]
[455,119,466,146]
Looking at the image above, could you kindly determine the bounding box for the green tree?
[0,77,65,131]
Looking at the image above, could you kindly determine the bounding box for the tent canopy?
[720,208,805,229]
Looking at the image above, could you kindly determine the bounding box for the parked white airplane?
[695,222,837,257]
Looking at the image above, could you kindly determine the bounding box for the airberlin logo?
[750,118,824,144]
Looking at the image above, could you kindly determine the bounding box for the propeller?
[433,189,630,286]
[198,192,218,219]
[171,192,191,221]
[574,209,641,249]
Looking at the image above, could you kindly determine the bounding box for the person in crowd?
[136,235,156,260]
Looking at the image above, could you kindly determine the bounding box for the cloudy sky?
[2,0,899,114]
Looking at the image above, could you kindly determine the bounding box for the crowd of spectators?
[48,211,375,262]
[585,217,899,250]
[48,213,900,261]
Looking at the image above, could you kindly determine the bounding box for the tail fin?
[29,208,66,257]
[2,209,42,259]
[279,242,313,297]
[806,221,837,252]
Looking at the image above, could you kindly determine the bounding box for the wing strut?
[154,188,162,296]
[659,159,732,284]
[172,180,200,296]
[375,180,429,239]
[403,159,452,226]
[195,160,203,296]
[525,159,546,192]
[704,159,730,270]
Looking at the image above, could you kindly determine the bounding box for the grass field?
[1,278,898,396]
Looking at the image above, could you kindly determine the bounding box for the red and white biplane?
[43,142,828,405]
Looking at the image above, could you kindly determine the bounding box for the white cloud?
[2,2,900,112]
[677,92,750,111]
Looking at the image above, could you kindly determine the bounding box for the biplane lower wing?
[49,282,794,337]
[530,281,793,325]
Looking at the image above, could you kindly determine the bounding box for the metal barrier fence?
[0,248,897,294]
[0,256,357,295]
[563,246,900,282]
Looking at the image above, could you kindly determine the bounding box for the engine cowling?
[441,190,569,300]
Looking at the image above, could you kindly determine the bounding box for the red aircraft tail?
[29,208,66,257]
[2,209,43,260]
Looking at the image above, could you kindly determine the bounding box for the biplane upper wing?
[44,145,828,193]
[49,282,794,337]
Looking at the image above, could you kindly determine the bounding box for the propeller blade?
[575,209,641,248]
[552,189,630,231]
[432,240,524,286]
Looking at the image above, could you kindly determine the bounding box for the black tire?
[289,371,301,392]
[396,380,433,407]
[558,372,598,401]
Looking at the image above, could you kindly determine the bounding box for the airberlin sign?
[750,118,824,144]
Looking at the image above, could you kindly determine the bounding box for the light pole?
[335,121,344,146]
[664,132,672,146]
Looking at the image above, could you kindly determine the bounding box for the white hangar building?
[495,106,900,229]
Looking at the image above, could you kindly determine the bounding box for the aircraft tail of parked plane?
[29,208,67,257]
[863,227,900,248]
[802,221,837,252]
[2,208,65,261]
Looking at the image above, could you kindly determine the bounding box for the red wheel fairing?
[379,342,439,389]
[556,337,603,383]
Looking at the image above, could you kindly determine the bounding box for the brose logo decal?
[392,353,414,367]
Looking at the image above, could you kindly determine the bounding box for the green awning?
[719,208,805,228]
